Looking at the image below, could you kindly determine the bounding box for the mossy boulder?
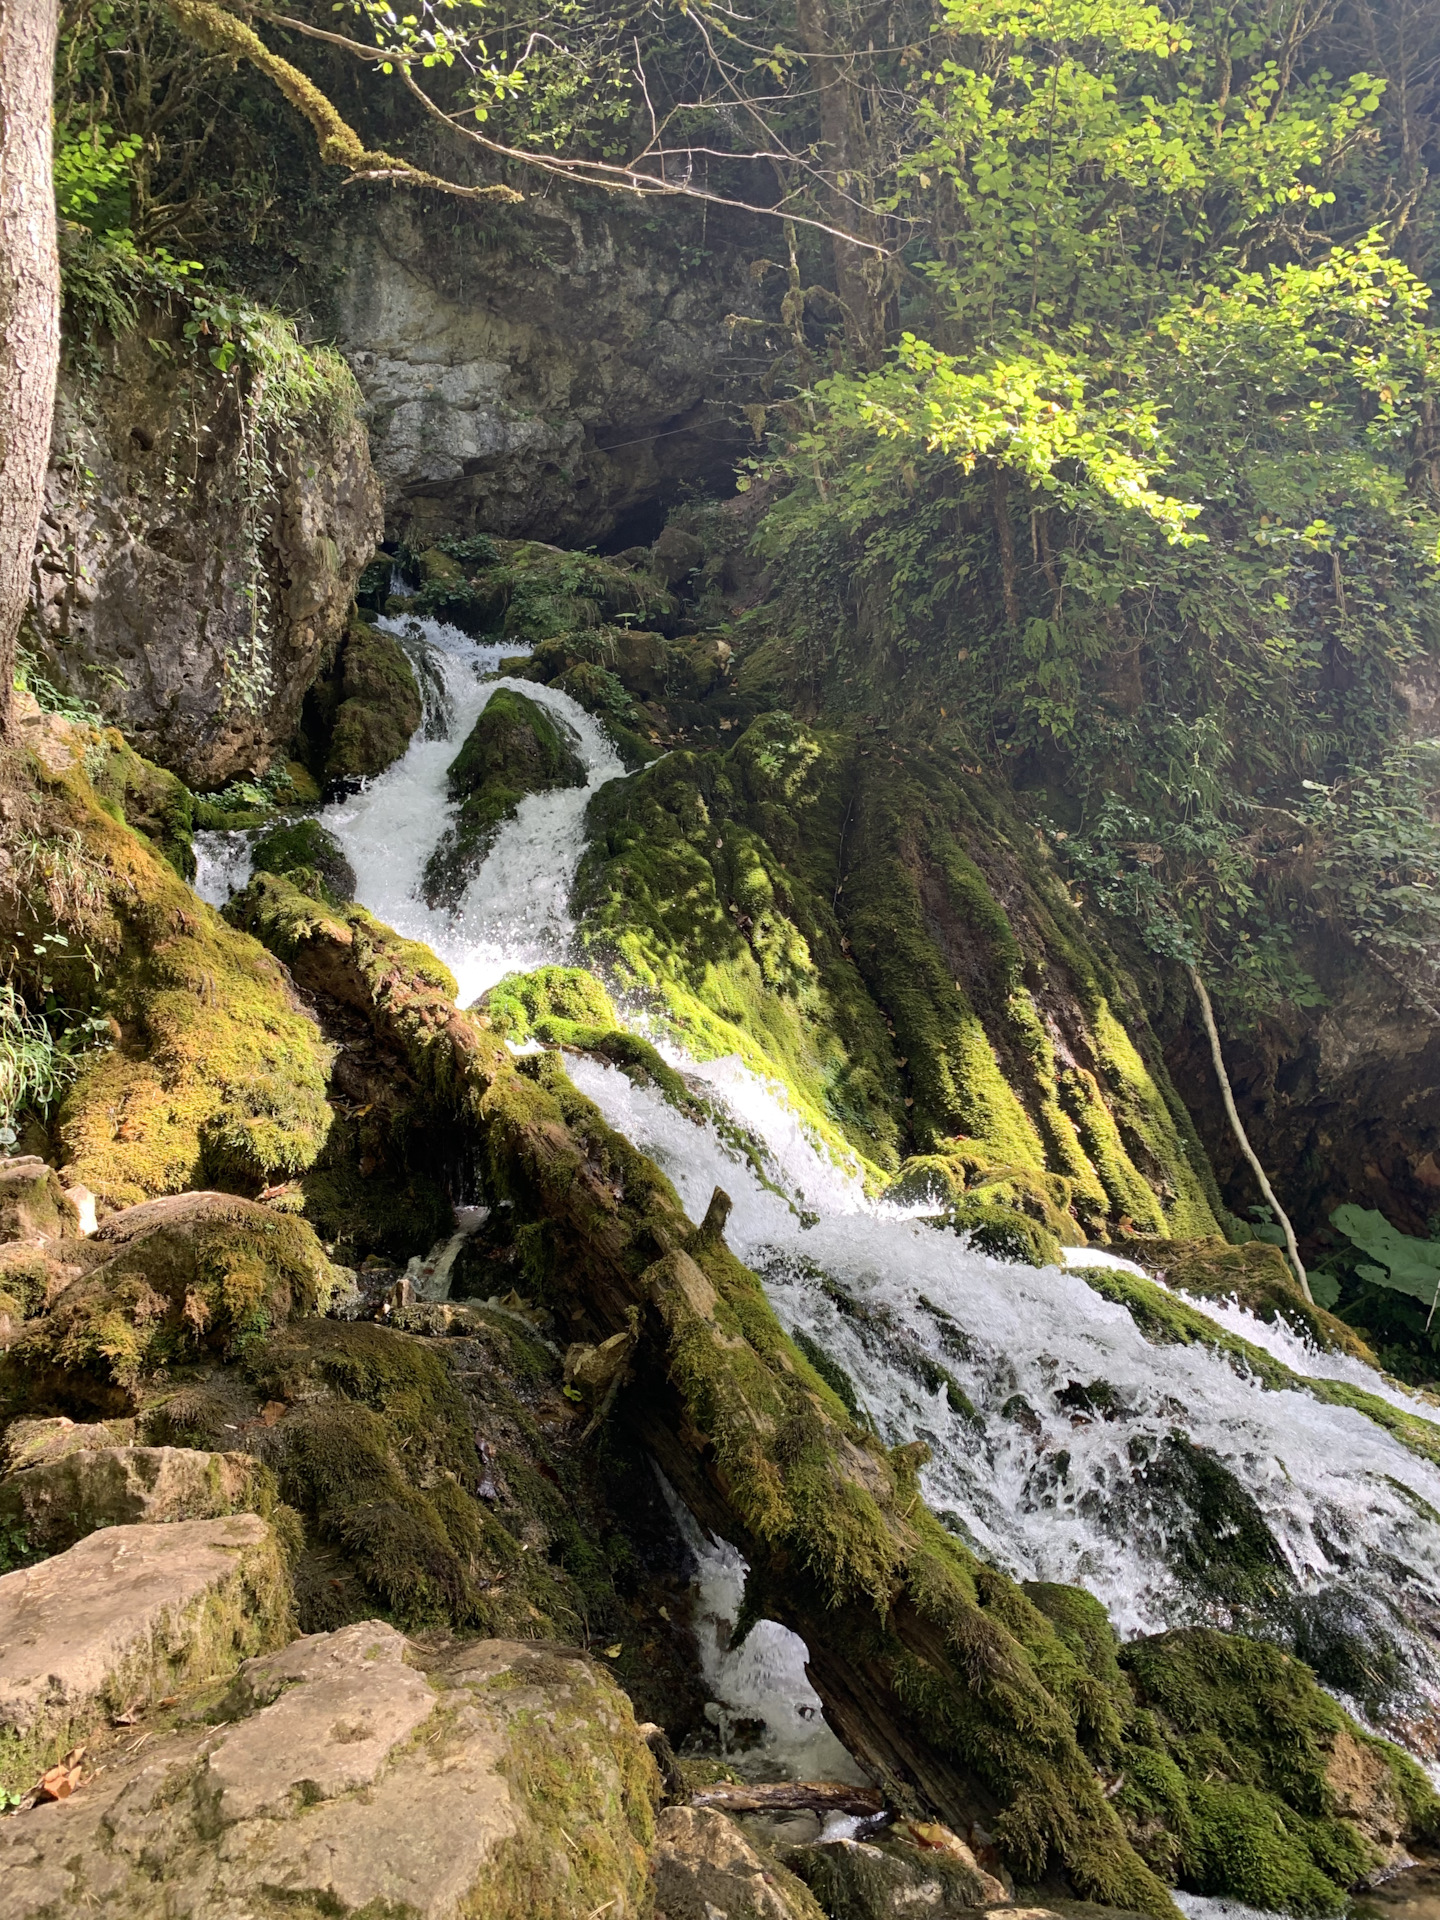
[1121,1234,1371,1358]
[0,1193,345,1415]
[422,689,585,909]
[483,965,618,1044]
[0,717,335,1212]
[250,817,355,906]
[940,1197,1064,1268]
[300,616,423,790]
[1116,1626,1440,1911]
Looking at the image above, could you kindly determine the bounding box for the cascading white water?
[566,1051,1440,1740]
[320,614,626,1006]
[190,615,1440,1786]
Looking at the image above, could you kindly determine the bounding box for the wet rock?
[250,817,357,906]
[301,615,424,791]
[611,627,672,699]
[653,1805,825,1920]
[0,1435,273,1556]
[0,1626,659,1920]
[422,688,586,908]
[651,526,707,590]
[0,1514,290,1798]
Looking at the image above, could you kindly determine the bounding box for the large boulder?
[422,687,586,908]
[30,276,382,789]
[0,1625,659,1920]
[0,1419,273,1556]
[0,1193,345,1416]
[0,1513,290,1798]
[299,615,424,792]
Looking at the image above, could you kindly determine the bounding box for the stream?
[195,613,1440,1805]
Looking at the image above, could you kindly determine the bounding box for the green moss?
[306,617,423,787]
[423,689,586,909]
[0,1193,344,1414]
[1118,1627,1438,1915]
[1128,1234,1375,1358]
[466,1656,659,1920]
[577,716,905,1182]
[484,966,617,1043]
[250,817,355,905]
[939,1195,1065,1267]
[1126,1432,1291,1615]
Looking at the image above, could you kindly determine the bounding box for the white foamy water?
[320,615,625,1006]
[191,604,1440,1776]
[565,1051,1440,1752]
[657,1475,865,1782]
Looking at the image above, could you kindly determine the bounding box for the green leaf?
[1332,1205,1440,1305]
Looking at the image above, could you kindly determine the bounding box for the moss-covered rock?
[1121,1234,1372,1357]
[250,816,355,906]
[422,688,586,909]
[574,709,1221,1237]
[1118,1627,1439,1911]
[299,615,423,790]
[0,1192,345,1416]
[0,716,335,1212]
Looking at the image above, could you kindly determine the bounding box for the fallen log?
[691,1782,885,1817]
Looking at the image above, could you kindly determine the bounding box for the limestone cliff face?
[29,301,381,790]
[310,195,763,548]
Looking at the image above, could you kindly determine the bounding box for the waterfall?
[190,622,1440,1788]
[319,615,626,1007]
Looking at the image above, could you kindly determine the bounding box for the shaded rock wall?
[29,301,381,789]
[310,195,765,547]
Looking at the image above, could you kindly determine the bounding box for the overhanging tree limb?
[163,0,523,202]
[188,0,891,253]
[1189,964,1314,1305]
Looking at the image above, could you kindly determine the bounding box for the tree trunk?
[793,0,891,367]
[0,0,61,743]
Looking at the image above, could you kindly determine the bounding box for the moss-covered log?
[227,867,1179,1913]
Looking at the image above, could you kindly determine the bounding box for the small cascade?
[320,617,626,1007]
[405,1204,490,1303]
[655,1474,867,1783]
[565,1051,1440,1759]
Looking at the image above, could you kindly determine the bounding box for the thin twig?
[1189,965,1313,1305]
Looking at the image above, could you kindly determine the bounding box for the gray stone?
[317,197,759,548]
[30,311,382,787]
[0,1439,272,1555]
[653,1805,824,1920]
[0,1627,661,1920]
[0,1514,290,1797]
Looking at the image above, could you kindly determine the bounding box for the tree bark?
[793,0,891,367]
[0,0,60,743]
